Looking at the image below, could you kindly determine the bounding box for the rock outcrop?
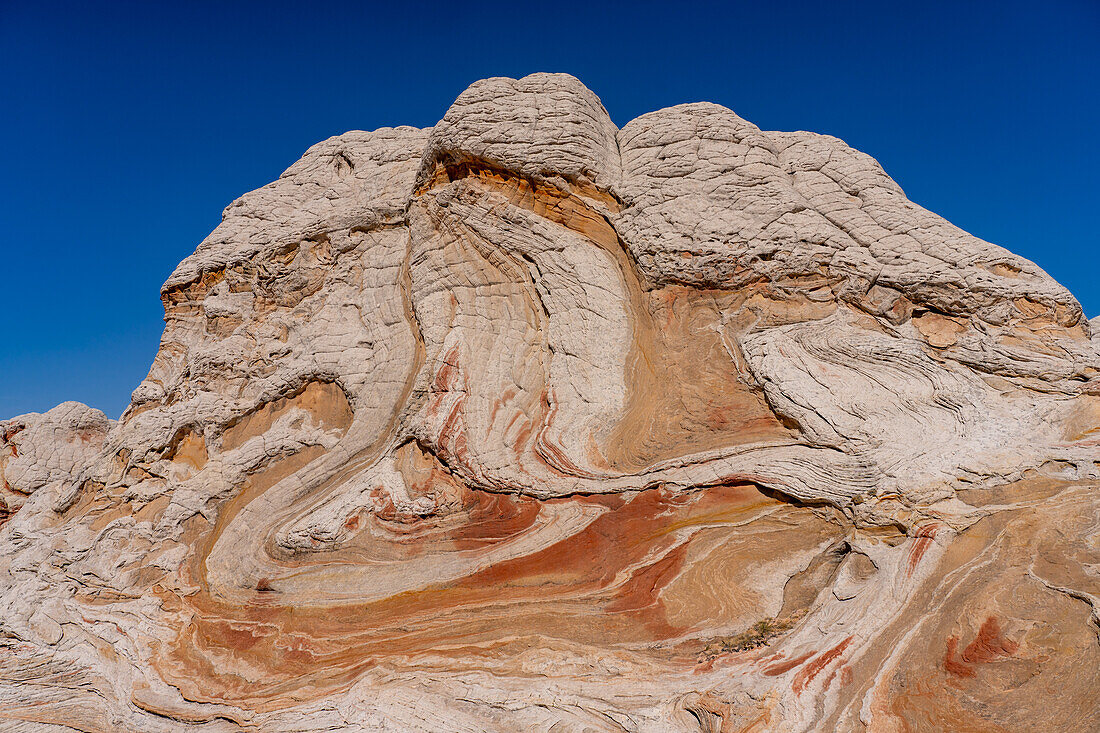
[3,73,1098,732]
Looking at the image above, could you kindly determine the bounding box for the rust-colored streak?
[906,523,939,577]
[944,616,1019,678]
[822,662,852,693]
[605,543,689,613]
[962,616,1019,663]
[763,651,815,676]
[432,345,463,393]
[792,636,853,695]
[943,636,974,678]
[156,482,801,708]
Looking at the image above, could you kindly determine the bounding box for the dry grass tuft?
[700,611,805,659]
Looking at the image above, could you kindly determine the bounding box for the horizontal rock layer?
[2,73,1098,732]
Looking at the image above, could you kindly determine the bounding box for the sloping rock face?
[3,74,1099,732]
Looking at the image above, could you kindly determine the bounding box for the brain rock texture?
[3,74,1100,732]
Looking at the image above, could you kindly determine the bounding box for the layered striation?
[2,73,1099,732]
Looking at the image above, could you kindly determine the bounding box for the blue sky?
[3,1,1098,419]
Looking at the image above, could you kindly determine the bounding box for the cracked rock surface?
[3,73,1099,732]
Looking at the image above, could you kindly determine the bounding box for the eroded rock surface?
[2,73,1098,732]
[0,402,111,520]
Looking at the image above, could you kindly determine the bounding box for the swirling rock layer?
[2,73,1098,732]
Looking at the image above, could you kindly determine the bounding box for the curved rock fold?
[2,73,1098,732]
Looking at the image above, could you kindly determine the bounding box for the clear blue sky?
[3,1,1098,419]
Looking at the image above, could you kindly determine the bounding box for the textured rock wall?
[2,73,1098,732]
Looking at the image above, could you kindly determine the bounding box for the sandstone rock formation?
[2,73,1098,732]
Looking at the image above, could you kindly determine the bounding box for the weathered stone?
[416,72,621,194]
[0,402,111,516]
[2,73,1098,732]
